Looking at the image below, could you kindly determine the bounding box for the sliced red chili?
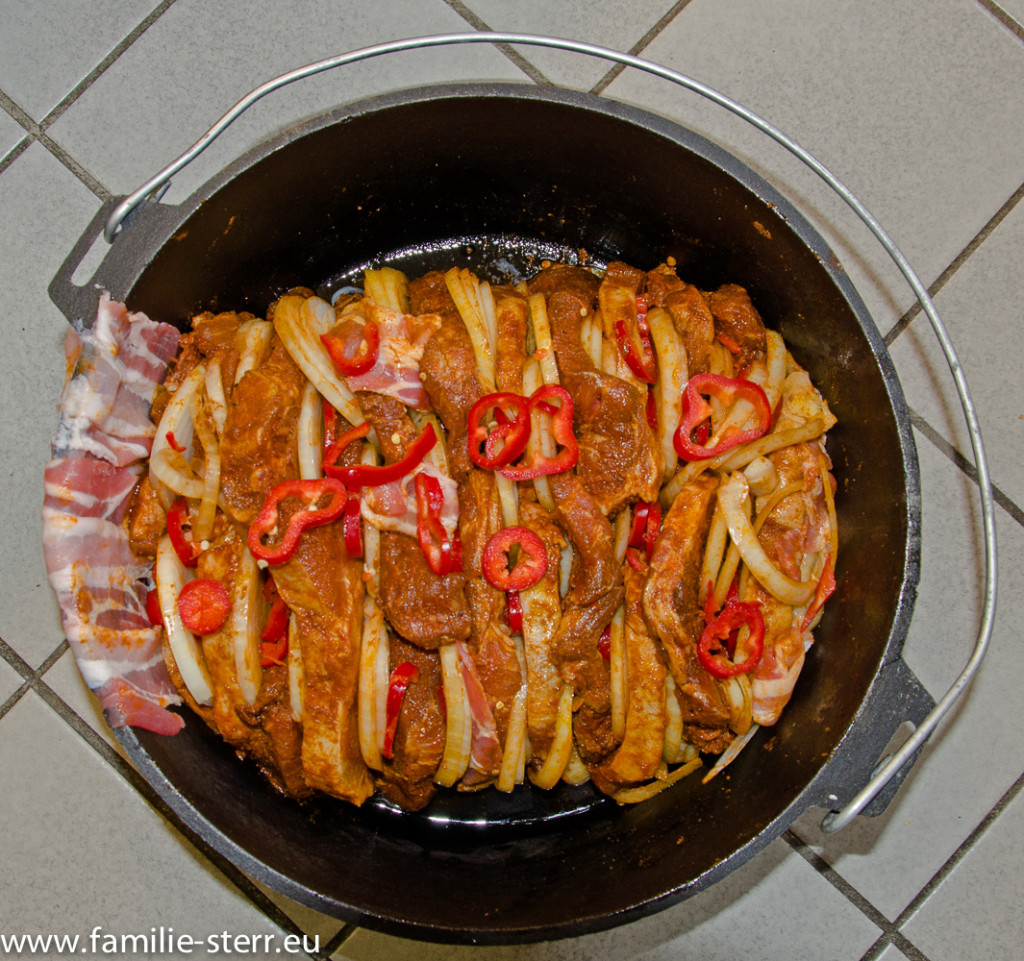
[482,526,548,591]
[625,546,647,571]
[247,478,348,565]
[414,472,453,576]
[627,500,662,562]
[325,423,437,488]
[499,385,579,481]
[260,596,289,643]
[165,429,187,453]
[698,597,765,679]
[166,497,200,568]
[450,530,464,574]
[145,588,162,627]
[613,295,657,384]
[643,501,662,561]
[260,635,288,667]
[320,318,380,377]
[323,421,371,471]
[598,624,611,661]
[467,392,532,471]
[673,373,772,462]
[645,385,658,432]
[801,553,837,631]
[382,661,420,760]
[342,494,363,558]
[716,331,743,355]
[505,589,523,635]
[322,398,338,452]
[177,578,231,636]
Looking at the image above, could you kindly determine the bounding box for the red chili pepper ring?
[482,526,548,592]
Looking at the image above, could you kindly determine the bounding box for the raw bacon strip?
[42,294,184,734]
[337,300,442,409]
[456,640,502,783]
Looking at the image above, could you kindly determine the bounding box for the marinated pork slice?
[493,286,529,395]
[219,337,305,524]
[458,469,522,757]
[359,392,472,649]
[378,636,445,811]
[589,563,667,796]
[518,499,566,765]
[191,520,310,798]
[272,522,373,805]
[419,313,485,483]
[643,474,733,754]
[707,284,768,368]
[539,275,662,515]
[126,471,166,560]
[666,285,716,378]
[548,472,623,764]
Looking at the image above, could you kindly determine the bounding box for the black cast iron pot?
[50,83,927,944]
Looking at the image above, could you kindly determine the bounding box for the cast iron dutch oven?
[50,82,928,943]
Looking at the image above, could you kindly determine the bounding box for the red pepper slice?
[414,473,453,576]
[643,501,662,561]
[165,429,187,453]
[177,578,231,636]
[260,596,289,643]
[698,597,765,679]
[673,373,772,462]
[247,478,348,565]
[628,500,662,562]
[505,589,524,635]
[145,588,162,627]
[499,385,579,481]
[716,332,743,355]
[382,661,420,760]
[481,526,548,591]
[166,497,200,568]
[326,423,437,488]
[450,530,464,574]
[598,624,611,661]
[342,494,363,558]
[320,318,380,377]
[322,398,338,453]
[467,392,532,471]
[626,546,647,571]
[645,385,658,432]
[323,421,371,471]
[613,295,657,384]
[260,634,288,667]
[800,553,837,631]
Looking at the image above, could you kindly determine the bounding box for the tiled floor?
[2,0,1022,958]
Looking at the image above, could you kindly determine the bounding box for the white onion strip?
[155,535,214,706]
[231,544,264,705]
[357,594,385,771]
[528,684,574,789]
[272,295,364,427]
[648,307,687,481]
[608,604,627,741]
[718,473,816,605]
[435,643,472,786]
[287,611,304,722]
[297,380,324,481]
[150,364,205,499]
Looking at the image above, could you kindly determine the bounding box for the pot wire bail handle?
[104,33,998,832]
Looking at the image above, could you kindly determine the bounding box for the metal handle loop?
[106,32,997,832]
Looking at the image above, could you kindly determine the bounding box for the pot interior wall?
[118,87,917,942]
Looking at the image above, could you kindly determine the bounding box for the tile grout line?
[883,177,1024,347]
[0,637,336,961]
[975,0,1024,42]
[37,0,182,133]
[908,408,1024,530]
[0,87,112,201]
[890,765,1024,929]
[439,0,555,85]
[590,0,699,95]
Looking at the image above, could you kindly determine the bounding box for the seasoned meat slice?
[378,533,472,649]
[459,469,523,750]
[378,637,445,811]
[126,471,166,560]
[538,272,662,515]
[665,284,715,378]
[193,521,310,798]
[273,522,373,805]
[219,337,305,524]
[359,392,472,650]
[643,475,733,754]
[707,284,767,368]
[493,286,529,395]
[548,473,623,764]
[589,563,667,796]
[420,314,485,484]
[518,499,566,765]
